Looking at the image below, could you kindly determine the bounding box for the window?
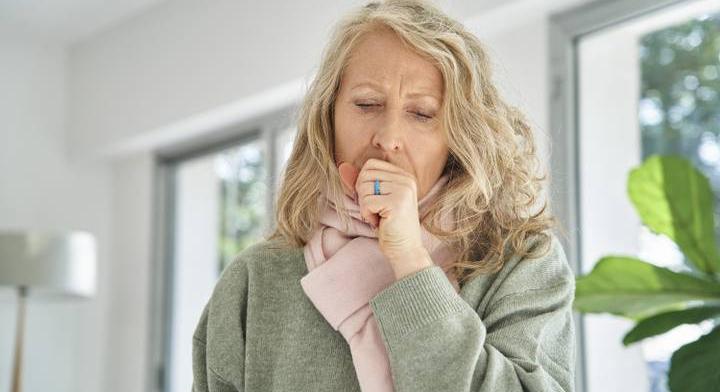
[551,1,719,391]
[216,140,268,272]
[637,11,720,392]
[158,118,298,392]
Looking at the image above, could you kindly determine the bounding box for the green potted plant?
[573,154,720,392]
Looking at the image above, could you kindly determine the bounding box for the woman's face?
[333,27,449,200]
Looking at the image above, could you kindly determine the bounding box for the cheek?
[411,131,447,155]
[410,135,449,176]
[337,107,372,139]
[334,107,371,156]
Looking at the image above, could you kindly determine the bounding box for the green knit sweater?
[191,232,576,392]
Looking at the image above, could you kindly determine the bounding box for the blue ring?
[374,178,381,195]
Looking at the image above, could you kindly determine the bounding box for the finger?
[360,196,382,228]
[356,177,397,197]
[361,191,398,228]
[362,158,414,179]
[357,191,380,227]
[359,181,413,228]
[356,178,392,228]
[356,169,415,192]
[356,171,416,228]
[355,170,411,224]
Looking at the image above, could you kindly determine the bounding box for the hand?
[337,159,431,269]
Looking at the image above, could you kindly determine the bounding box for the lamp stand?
[11,286,27,392]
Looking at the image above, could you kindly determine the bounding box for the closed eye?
[355,104,434,122]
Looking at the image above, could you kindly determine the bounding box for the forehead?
[342,28,443,98]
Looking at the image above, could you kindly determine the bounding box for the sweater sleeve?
[192,251,250,392]
[368,235,576,392]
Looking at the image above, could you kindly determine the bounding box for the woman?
[192,0,576,391]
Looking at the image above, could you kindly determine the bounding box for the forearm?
[369,265,576,392]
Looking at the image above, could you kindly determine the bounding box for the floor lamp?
[0,230,97,392]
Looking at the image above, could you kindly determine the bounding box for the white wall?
[105,151,155,392]
[67,0,360,161]
[0,37,112,392]
[472,16,552,198]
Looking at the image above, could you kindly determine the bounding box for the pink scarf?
[300,173,459,392]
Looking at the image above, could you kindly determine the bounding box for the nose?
[371,109,403,153]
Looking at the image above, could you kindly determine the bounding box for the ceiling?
[0,0,551,47]
[0,0,168,45]
[0,0,536,46]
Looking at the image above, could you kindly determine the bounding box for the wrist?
[389,247,434,281]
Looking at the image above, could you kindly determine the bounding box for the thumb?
[338,161,359,199]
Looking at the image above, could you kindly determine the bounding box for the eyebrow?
[350,82,441,101]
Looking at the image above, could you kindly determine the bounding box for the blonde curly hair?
[267,0,559,286]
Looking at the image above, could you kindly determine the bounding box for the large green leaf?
[574,256,720,319]
[627,154,720,275]
[622,305,720,346]
[668,325,720,392]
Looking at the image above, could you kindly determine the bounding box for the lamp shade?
[0,229,97,299]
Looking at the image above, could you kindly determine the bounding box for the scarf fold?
[300,173,459,392]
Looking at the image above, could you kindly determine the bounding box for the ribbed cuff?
[369,265,466,341]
